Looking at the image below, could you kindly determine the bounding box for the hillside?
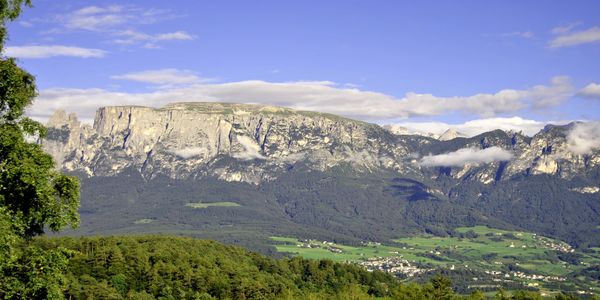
[30,235,401,299]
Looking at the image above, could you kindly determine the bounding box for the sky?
[4,0,600,136]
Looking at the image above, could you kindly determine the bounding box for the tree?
[424,275,455,300]
[0,1,81,298]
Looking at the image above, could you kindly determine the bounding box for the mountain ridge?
[41,102,600,250]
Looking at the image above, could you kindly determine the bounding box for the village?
[533,234,575,253]
[359,256,429,277]
[297,239,343,253]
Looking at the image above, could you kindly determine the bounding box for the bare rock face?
[43,103,599,185]
[505,124,598,179]
[44,103,412,183]
[44,110,94,168]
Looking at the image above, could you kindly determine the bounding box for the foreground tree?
[0,1,80,298]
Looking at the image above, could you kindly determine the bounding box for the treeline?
[26,235,591,299]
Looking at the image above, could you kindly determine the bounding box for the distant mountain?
[438,128,467,141]
[43,103,600,251]
[382,124,439,139]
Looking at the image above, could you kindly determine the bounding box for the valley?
[271,226,600,296]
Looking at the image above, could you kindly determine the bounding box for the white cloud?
[4,45,106,58]
[420,147,513,167]
[578,83,600,99]
[396,76,572,117]
[63,5,128,31]
[389,117,569,137]
[28,76,574,123]
[233,136,265,160]
[567,122,600,155]
[170,147,206,159]
[113,30,194,47]
[111,69,204,85]
[549,26,600,48]
[155,31,194,41]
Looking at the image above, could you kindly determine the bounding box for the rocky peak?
[438,128,466,141]
[48,109,80,128]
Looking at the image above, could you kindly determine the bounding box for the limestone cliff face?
[43,103,599,186]
[44,103,412,183]
[44,110,94,169]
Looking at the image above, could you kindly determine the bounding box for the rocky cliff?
[44,102,599,186]
[45,103,418,184]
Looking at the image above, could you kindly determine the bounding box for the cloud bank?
[567,122,600,155]
[29,76,573,123]
[4,45,106,58]
[388,117,570,137]
[420,147,513,167]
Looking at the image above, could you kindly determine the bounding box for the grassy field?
[271,226,584,271]
[184,201,240,209]
[395,227,578,275]
[133,218,154,224]
[271,236,431,263]
[271,226,600,294]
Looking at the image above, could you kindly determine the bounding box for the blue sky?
[5,0,600,135]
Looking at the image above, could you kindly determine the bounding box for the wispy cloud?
[233,136,265,160]
[47,5,192,48]
[4,45,106,58]
[64,5,126,31]
[578,83,600,100]
[502,31,534,39]
[169,147,206,159]
[111,69,205,85]
[420,147,513,167]
[113,30,194,48]
[58,5,171,32]
[19,20,33,28]
[567,122,600,155]
[549,25,600,48]
[551,22,582,35]
[29,76,575,123]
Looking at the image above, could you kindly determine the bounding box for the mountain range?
[42,102,600,252]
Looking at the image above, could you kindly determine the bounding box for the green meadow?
[185,201,241,208]
[272,226,600,293]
